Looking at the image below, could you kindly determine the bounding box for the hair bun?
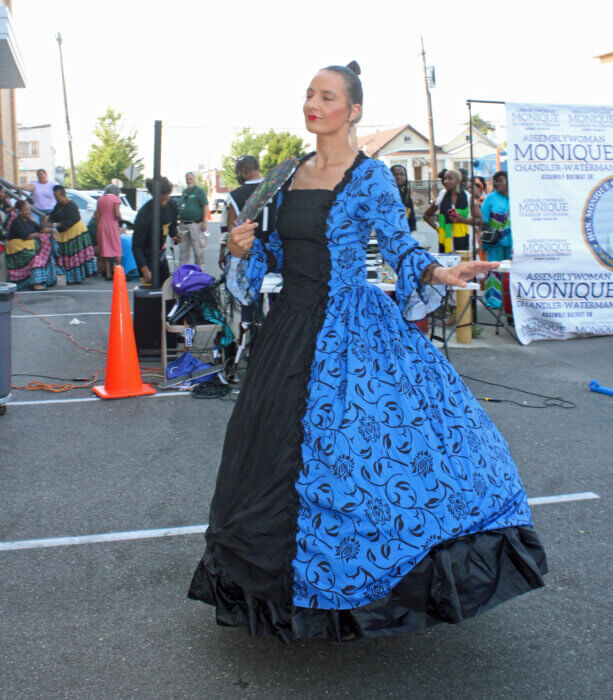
[346,60,361,76]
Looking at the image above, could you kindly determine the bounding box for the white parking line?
[18,289,121,294]
[0,492,600,552]
[526,492,600,506]
[9,391,189,407]
[12,312,113,318]
[0,525,209,551]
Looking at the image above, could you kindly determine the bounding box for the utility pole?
[56,32,77,188]
[420,37,438,183]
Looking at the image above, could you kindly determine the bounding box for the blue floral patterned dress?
[189,153,546,642]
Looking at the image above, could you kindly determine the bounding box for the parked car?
[210,198,226,214]
[66,189,98,226]
[82,189,136,228]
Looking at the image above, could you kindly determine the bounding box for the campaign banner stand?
[506,102,613,344]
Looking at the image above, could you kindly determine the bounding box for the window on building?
[403,135,412,143]
[18,141,40,158]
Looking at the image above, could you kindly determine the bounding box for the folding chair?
[161,278,223,375]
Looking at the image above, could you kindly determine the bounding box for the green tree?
[77,108,144,189]
[196,172,210,196]
[468,114,495,135]
[221,128,306,190]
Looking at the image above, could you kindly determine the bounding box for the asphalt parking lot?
[0,225,611,698]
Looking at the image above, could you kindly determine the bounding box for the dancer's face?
[303,70,360,136]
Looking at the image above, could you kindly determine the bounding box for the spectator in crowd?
[6,201,57,290]
[471,176,487,205]
[459,167,469,191]
[423,168,482,253]
[24,169,59,215]
[178,172,208,268]
[95,184,123,280]
[480,170,512,309]
[0,185,15,238]
[470,176,488,260]
[390,165,417,232]
[49,185,97,283]
[132,177,181,285]
[220,156,276,268]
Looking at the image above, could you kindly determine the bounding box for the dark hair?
[37,168,47,176]
[16,199,28,212]
[474,176,486,189]
[53,185,66,195]
[145,177,173,196]
[236,155,259,174]
[438,168,447,183]
[493,170,507,182]
[322,61,363,123]
[391,164,408,177]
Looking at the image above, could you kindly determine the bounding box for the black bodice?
[276,189,334,307]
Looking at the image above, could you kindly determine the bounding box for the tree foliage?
[221,128,307,190]
[77,108,144,189]
[469,114,495,135]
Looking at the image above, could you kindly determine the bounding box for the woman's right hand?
[228,220,258,258]
[141,266,152,283]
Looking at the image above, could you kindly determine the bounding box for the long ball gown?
[188,153,547,642]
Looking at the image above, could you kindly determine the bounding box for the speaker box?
[133,286,177,358]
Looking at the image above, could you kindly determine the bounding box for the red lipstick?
[308,115,318,122]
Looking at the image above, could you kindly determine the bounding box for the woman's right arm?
[225,209,284,306]
[423,201,438,232]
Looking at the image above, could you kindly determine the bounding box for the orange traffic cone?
[93,266,156,399]
[207,206,212,221]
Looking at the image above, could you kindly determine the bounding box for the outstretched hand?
[431,260,500,288]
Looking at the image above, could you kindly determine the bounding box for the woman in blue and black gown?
[188,62,547,642]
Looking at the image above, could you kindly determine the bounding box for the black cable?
[461,374,576,409]
[12,373,94,382]
[190,381,235,400]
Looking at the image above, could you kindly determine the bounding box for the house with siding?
[357,124,445,181]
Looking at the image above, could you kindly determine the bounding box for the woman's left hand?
[432,261,500,288]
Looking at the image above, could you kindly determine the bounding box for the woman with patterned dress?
[49,186,97,284]
[6,201,57,290]
[188,63,547,643]
[423,169,483,254]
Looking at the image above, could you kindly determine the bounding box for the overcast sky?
[14,0,612,183]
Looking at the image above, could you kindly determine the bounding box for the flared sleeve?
[225,228,284,306]
[364,162,445,320]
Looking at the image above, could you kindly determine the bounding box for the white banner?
[506,102,613,344]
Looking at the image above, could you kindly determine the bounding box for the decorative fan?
[235,156,299,226]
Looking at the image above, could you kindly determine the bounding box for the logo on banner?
[519,318,566,339]
[520,238,572,261]
[582,176,613,270]
[511,108,559,127]
[568,109,613,128]
[575,322,613,335]
[518,198,568,219]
